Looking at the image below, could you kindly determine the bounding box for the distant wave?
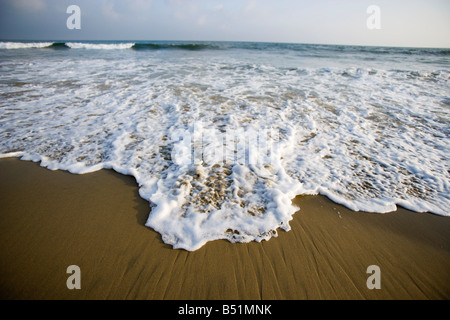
[49,42,70,49]
[0,41,449,56]
[0,41,219,51]
[131,42,219,51]
[350,46,450,56]
[0,42,54,49]
[66,42,135,49]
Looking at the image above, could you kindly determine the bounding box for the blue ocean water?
[0,40,449,250]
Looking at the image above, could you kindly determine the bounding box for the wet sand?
[0,157,449,300]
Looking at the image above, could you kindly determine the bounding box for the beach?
[1,157,449,300]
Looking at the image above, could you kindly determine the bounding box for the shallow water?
[0,41,449,250]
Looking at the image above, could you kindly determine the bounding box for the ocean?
[0,40,449,251]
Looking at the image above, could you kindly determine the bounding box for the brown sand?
[0,157,449,300]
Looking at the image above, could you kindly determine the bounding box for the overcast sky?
[0,0,449,48]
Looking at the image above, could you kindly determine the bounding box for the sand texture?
[0,158,449,299]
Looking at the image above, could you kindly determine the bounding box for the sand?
[0,157,449,300]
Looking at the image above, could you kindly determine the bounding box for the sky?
[0,0,449,48]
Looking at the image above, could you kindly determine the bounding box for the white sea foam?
[0,43,448,250]
[0,42,53,49]
[66,42,135,50]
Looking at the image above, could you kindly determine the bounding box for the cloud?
[102,0,120,20]
[214,4,224,11]
[128,0,154,14]
[10,0,45,11]
[244,0,257,13]
[197,15,207,26]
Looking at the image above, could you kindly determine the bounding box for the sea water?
[0,41,449,250]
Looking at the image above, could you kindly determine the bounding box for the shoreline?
[1,157,449,299]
